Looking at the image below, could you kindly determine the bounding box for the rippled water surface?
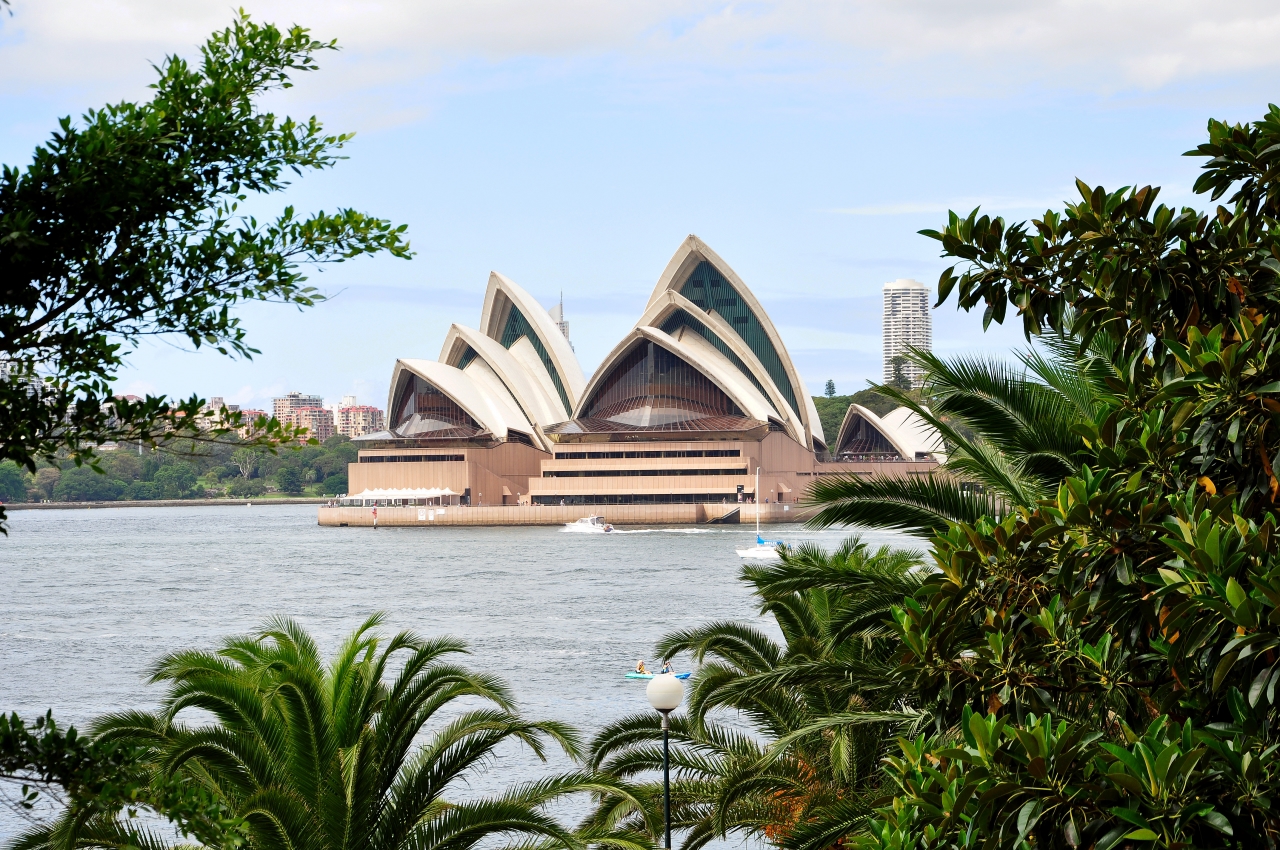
[1,504,916,842]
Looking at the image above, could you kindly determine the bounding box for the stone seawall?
[8,498,328,511]
[317,502,815,528]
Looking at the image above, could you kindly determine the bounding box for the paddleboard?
[625,671,691,679]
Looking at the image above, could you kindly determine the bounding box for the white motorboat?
[564,516,615,533]
[736,466,781,558]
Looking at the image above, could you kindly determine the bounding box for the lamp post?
[646,672,684,850]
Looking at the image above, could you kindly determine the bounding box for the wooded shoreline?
[6,497,329,511]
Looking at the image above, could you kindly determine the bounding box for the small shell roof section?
[478,271,585,419]
[387,358,533,442]
[643,235,819,449]
[834,403,946,461]
[438,324,563,450]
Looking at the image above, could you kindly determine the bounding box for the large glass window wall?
[499,305,572,413]
[836,413,902,460]
[676,261,801,416]
[392,374,483,438]
[456,345,479,371]
[659,309,778,412]
[581,341,744,428]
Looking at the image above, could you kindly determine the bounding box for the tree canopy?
[0,13,409,527]
[841,103,1280,847]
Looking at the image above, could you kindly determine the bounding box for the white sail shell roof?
[835,404,946,462]
[377,236,835,454]
[387,359,533,443]
[573,326,778,425]
[478,271,585,418]
[637,235,820,449]
[439,324,564,450]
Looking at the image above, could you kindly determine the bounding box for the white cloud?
[3,0,1280,105]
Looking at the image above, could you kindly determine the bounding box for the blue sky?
[3,1,1279,412]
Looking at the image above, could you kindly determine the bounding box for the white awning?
[347,488,455,500]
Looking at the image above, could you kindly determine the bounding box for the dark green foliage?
[227,478,266,498]
[0,711,246,848]
[588,539,924,850]
[124,481,162,501]
[812,390,896,447]
[28,432,357,502]
[274,465,304,494]
[51,467,124,502]
[30,468,58,501]
[0,460,25,502]
[888,356,912,392]
[50,615,631,850]
[845,104,1280,847]
[0,12,409,527]
[152,461,198,499]
[807,337,1111,535]
[825,379,837,398]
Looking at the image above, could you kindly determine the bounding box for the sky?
[4,1,1280,412]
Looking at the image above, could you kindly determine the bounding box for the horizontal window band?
[544,468,748,478]
[531,494,739,505]
[553,449,741,459]
[359,455,466,463]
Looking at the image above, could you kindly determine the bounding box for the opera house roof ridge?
[376,236,835,453]
[834,403,947,462]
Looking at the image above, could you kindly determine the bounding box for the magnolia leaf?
[1226,577,1248,609]
[1017,799,1043,841]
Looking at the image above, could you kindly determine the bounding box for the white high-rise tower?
[882,279,931,388]
[549,291,572,350]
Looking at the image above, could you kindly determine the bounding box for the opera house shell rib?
[833,404,947,463]
[342,236,941,516]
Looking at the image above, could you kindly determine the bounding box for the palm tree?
[808,332,1116,536]
[584,539,925,850]
[15,615,636,850]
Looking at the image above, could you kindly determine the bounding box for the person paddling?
[660,660,674,674]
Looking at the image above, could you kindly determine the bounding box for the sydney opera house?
[337,236,941,516]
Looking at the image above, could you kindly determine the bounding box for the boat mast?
[755,466,761,538]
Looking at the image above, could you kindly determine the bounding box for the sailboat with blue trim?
[736,466,781,559]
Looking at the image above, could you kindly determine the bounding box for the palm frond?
[806,473,1002,535]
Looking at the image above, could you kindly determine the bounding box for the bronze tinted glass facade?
[580,341,745,428]
[836,411,900,458]
[392,375,483,438]
[676,261,801,415]
[500,304,572,414]
[659,309,775,406]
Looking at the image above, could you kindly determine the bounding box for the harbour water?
[1,504,917,842]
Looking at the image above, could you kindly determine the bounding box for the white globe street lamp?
[646,672,684,850]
